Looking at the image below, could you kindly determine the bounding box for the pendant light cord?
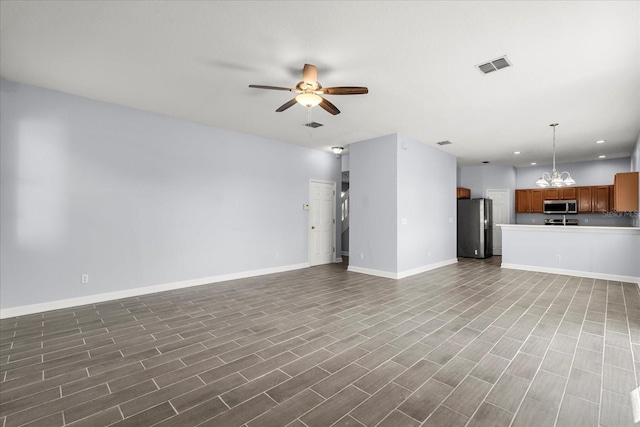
[551,123,558,174]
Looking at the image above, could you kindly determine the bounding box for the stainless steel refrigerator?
[457,198,493,258]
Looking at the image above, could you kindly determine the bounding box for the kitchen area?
[457,164,639,284]
[503,171,638,283]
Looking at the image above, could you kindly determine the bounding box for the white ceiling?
[1,1,638,167]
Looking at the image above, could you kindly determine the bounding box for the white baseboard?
[348,258,458,280]
[335,257,343,263]
[0,263,310,319]
[341,251,349,256]
[347,266,398,279]
[396,259,459,279]
[501,263,640,285]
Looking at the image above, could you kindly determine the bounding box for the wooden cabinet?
[560,187,576,200]
[515,190,529,213]
[543,189,559,200]
[515,189,543,213]
[613,172,639,212]
[592,186,610,213]
[609,185,615,212]
[531,189,543,213]
[515,176,636,214]
[543,187,576,201]
[456,187,471,199]
[577,186,592,213]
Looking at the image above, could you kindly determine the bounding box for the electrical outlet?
[81,274,89,284]
[556,254,561,262]
[360,252,364,259]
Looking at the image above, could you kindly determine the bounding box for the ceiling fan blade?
[276,98,298,112]
[249,85,296,92]
[320,86,369,95]
[319,97,340,115]
[302,64,317,85]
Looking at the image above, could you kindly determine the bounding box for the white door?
[486,189,510,256]
[309,181,336,266]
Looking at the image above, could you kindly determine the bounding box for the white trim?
[0,263,310,319]
[335,257,343,263]
[308,179,337,266]
[347,266,398,279]
[341,251,349,256]
[396,259,458,279]
[348,258,458,280]
[501,263,640,285]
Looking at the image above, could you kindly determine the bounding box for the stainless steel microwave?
[543,199,578,214]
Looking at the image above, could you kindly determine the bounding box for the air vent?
[304,121,323,128]
[437,140,452,146]
[476,55,512,74]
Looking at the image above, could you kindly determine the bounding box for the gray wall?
[515,157,630,188]
[397,135,457,273]
[349,134,457,276]
[349,135,398,272]
[0,78,341,310]
[459,164,517,224]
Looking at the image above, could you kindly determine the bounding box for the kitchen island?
[499,224,640,284]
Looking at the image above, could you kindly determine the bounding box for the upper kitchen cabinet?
[543,189,559,200]
[592,186,610,213]
[456,187,471,199]
[515,189,543,213]
[613,172,639,212]
[577,186,592,213]
[560,187,577,200]
[543,187,576,200]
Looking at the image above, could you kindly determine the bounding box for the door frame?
[308,179,337,265]
[486,189,511,256]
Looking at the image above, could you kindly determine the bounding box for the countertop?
[498,224,640,234]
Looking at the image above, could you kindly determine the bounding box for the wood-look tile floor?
[1,257,639,427]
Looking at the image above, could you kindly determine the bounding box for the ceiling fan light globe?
[296,93,322,108]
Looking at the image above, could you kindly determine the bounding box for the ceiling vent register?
[304,122,323,128]
[476,55,512,74]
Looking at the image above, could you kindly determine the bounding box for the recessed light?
[530,162,537,165]
[595,140,606,144]
[514,151,521,155]
[598,155,606,159]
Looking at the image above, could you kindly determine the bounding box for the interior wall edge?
[500,263,640,286]
[0,262,310,319]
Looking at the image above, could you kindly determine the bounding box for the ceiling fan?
[249,64,368,115]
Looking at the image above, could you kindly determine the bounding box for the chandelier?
[535,123,576,187]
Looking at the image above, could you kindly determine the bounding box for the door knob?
[311,226,315,229]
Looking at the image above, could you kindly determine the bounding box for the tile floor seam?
[1,261,638,427]
[596,279,611,427]
[463,286,563,425]
[480,273,576,427]
[621,282,640,393]
[410,270,550,426]
[553,279,606,426]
